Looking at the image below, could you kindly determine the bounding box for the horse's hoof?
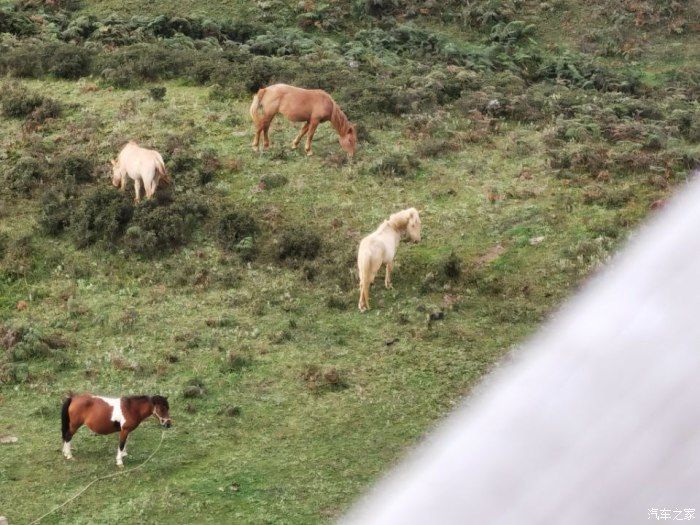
[305,151,313,157]
[117,463,124,468]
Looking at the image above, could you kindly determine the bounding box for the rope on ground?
[29,430,166,525]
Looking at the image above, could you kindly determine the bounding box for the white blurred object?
[343,172,700,524]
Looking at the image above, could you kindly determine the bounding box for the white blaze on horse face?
[95,396,126,427]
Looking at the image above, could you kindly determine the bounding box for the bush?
[26,97,62,127]
[45,43,93,79]
[0,43,44,78]
[149,86,167,101]
[277,226,322,260]
[182,377,206,398]
[217,211,258,251]
[55,153,94,184]
[441,251,462,281]
[221,351,249,373]
[71,188,134,248]
[5,157,46,194]
[1,235,34,278]
[1,83,44,118]
[415,138,457,158]
[259,173,288,189]
[368,153,420,178]
[39,189,73,235]
[125,197,208,257]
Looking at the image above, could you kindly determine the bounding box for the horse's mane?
[123,394,168,408]
[330,102,353,137]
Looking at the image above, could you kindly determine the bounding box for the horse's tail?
[61,396,72,441]
[156,157,171,186]
[249,88,266,124]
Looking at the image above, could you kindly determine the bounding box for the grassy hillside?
[0,0,697,523]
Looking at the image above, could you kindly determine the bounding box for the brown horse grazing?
[249,83,357,157]
[61,394,171,467]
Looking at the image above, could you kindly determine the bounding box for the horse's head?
[110,159,122,187]
[151,395,172,428]
[406,208,421,243]
[339,124,357,157]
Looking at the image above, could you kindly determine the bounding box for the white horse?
[357,208,422,312]
[111,141,170,202]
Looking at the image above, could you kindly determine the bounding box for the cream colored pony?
[357,208,422,312]
[111,141,170,202]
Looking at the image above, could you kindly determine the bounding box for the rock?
[529,236,545,245]
[0,436,18,444]
[385,338,399,346]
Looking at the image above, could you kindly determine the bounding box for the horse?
[111,141,171,202]
[357,208,422,312]
[61,393,172,467]
[249,84,357,157]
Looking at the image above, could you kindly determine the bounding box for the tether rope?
[28,430,165,525]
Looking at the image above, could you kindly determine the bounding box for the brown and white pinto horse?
[249,83,357,157]
[61,394,172,466]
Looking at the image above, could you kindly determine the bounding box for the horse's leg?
[252,123,263,152]
[292,122,310,150]
[145,175,155,199]
[116,427,131,467]
[304,119,320,156]
[262,118,273,150]
[385,261,394,289]
[133,178,142,203]
[64,419,83,459]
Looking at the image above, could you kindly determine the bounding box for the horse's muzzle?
[164,420,172,428]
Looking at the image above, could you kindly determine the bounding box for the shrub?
[182,378,206,398]
[217,211,258,251]
[415,138,457,158]
[125,197,208,257]
[26,97,62,126]
[2,235,34,278]
[39,189,73,235]
[0,9,37,36]
[148,86,167,101]
[5,157,46,194]
[368,153,420,178]
[1,83,44,118]
[301,364,346,392]
[259,173,288,189]
[0,43,44,78]
[55,153,94,184]
[71,188,134,248]
[277,226,322,260]
[44,43,93,79]
[441,251,462,281]
[221,351,248,373]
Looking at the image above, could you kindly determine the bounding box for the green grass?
[0,78,659,523]
[0,0,697,522]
